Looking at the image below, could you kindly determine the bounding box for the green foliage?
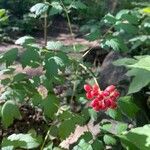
[1,101,21,128]
[0,1,150,149]
[118,96,139,117]
[0,48,18,66]
[120,124,150,150]
[2,133,41,149]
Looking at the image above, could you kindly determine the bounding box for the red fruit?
[93,84,99,91]
[112,90,120,98]
[97,94,104,101]
[110,96,117,101]
[101,101,106,110]
[91,90,99,97]
[110,101,117,109]
[104,99,111,107]
[103,91,110,97]
[84,84,92,92]
[86,92,93,99]
[91,98,99,107]
[105,85,116,93]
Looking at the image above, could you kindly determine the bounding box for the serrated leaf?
[127,69,150,94]
[21,48,40,68]
[41,95,59,119]
[46,41,63,50]
[129,56,150,72]
[70,1,87,10]
[116,123,128,134]
[120,124,150,150]
[44,56,64,78]
[92,140,104,150]
[13,73,27,82]
[86,29,101,41]
[59,119,76,140]
[118,96,139,117]
[103,134,116,145]
[30,3,49,16]
[2,133,41,149]
[49,2,63,16]
[2,48,18,66]
[115,21,138,34]
[73,139,93,150]
[116,10,130,19]
[103,13,116,24]
[106,108,122,121]
[15,36,35,45]
[101,37,128,51]
[1,101,21,128]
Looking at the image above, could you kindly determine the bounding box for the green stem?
[40,127,51,150]
[44,0,48,47]
[79,63,100,89]
[60,0,76,51]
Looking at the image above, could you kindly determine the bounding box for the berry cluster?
[84,84,120,111]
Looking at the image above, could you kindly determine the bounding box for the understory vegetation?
[0,0,150,149]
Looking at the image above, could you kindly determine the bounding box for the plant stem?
[82,25,114,58]
[44,0,48,47]
[40,127,51,150]
[59,0,76,51]
[79,63,100,89]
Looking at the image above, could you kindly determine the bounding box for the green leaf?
[118,96,139,117]
[103,13,117,24]
[15,36,35,45]
[2,133,41,149]
[41,95,59,119]
[58,118,76,140]
[30,3,49,16]
[70,1,87,10]
[115,21,138,34]
[129,56,150,72]
[92,140,104,150]
[116,9,130,19]
[86,29,101,41]
[127,69,150,94]
[44,56,64,78]
[21,47,40,68]
[1,101,21,128]
[101,37,128,51]
[120,124,150,150]
[116,123,128,135]
[141,7,150,15]
[46,41,63,50]
[49,2,63,16]
[73,139,93,150]
[103,134,117,145]
[113,58,138,66]
[13,73,28,82]
[2,48,18,66]
[106,108,122,121]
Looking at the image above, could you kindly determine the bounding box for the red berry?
[93,84,99,91]
[104,99,111,107]
[97,94,104,101]
[91,90,99,97]
[105,85,116,93]
[101,101,106,110]
[84,84,92,92]
[86,92,93,99]
[103,91,110,97]
[112,90,120,98]
[110,96,117,101]
[110,101,117,109]
[91,98,99,107]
